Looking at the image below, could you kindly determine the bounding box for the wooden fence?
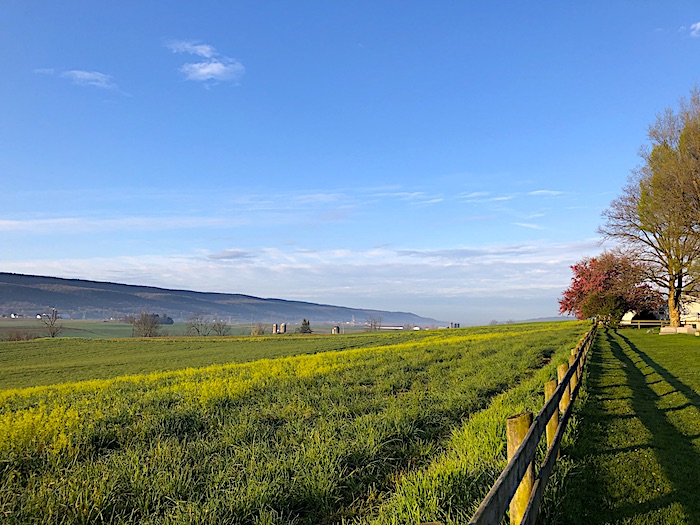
[619,319,669,329]
[465,324,597,525]
[623,319,700,329]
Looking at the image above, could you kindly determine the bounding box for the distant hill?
[0,273,441,326]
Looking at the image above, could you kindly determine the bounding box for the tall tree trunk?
[668,273,683,327]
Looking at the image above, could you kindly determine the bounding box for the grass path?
[556,329,700,524]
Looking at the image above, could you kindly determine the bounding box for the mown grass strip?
[552,329,700,524]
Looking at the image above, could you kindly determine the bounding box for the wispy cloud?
[0,218,82,231]
[167,40,245,84]
[166,41,216,58]
[461,193,515,203]
[460,191,489,198]
[35,68,127,94]
[61,70,118,90]
[397,245,538,260]
[528,190,565,197]
[208,249,255,260]
[0,216,229,233]
[513,222,545,230]
[290,193,344,205]
[369,190,444,204]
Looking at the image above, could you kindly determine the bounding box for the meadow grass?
[0,319,318,341]
[0,321,588,524]
[0,319,136,340]
[551,328,700,525]
[0,319,379,342]
[0,330,447,390]
[0,323,564,390]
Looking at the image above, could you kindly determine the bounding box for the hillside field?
[0,321,588,524]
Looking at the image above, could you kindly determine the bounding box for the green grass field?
[1,330,434,390]
[0,323,565,390]
[0,321,588,524]
[0,319,372,341]
[0,319,135,339]
[554,328,700,525]
[0,319,284,341]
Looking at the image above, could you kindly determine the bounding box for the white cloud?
[61,70,118,90]
[167,39,245,84]
[166,40,216,58]
[180,58,245,82]
[691,22,700,38]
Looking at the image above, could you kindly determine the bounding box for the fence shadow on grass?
[608,331,700,525]
[554,330,700,525]
[617,333,700,412]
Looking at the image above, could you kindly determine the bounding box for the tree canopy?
[296,319,312,334]
[599,88,700,326]
[130,313,161,337]
[559,251,663,326]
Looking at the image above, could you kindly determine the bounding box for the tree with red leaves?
[559,251,663,326]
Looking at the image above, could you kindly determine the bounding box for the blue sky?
[2,2,699,324]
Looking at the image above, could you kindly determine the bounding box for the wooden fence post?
[568,355,578,391]
[557,364,570,413]
[544,380,559,456]
[507,412,534,525]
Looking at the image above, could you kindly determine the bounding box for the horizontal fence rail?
[467,324,597,525]
[619,319,669,328]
